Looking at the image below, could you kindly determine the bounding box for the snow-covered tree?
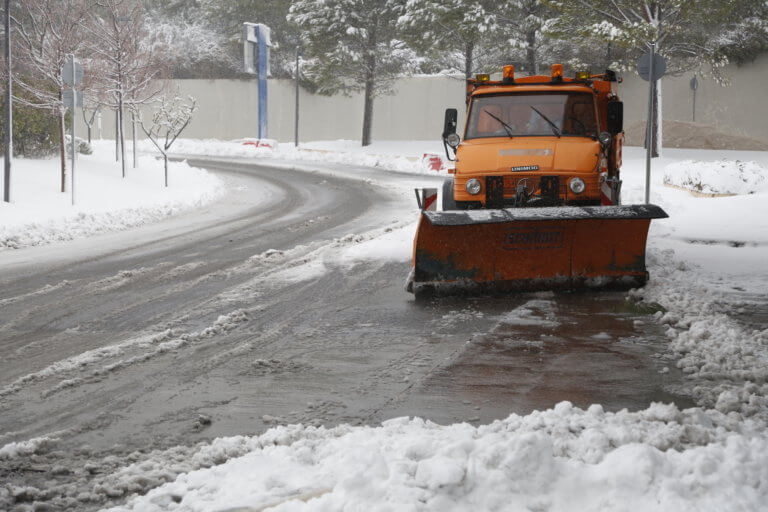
[136,94,196,187]
[200,0,298,78]
[717,1,768,66]
[13,0,93,192]
[88,0,164,177]
[548,0,765,156]
[81,99,101,144]
[144,20,236,79]
[142,0,298,79]
[288,0,418,146]
[492,0,559,75]
[398,0,498,78]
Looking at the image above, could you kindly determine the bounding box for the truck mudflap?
[406,204,668,296]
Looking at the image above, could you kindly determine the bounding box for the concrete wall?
[618,53,768,141]
[82,54,768,144]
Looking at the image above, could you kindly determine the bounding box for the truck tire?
[441,178,457,211]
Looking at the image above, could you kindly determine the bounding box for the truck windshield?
[465,92,598,139]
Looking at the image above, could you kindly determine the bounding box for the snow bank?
[0,434,59,460]
[106,402,767,512]
[630,248,768,420]
[663,159,768,195]
[153,138,452,175]
[0,142,224,250]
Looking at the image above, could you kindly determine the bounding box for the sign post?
[63,54,83,205]
[690,75,699,122]
[637,45,666,204]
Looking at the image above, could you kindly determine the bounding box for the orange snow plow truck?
[407,64,668,296]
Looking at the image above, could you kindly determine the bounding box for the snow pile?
[0,434,59,460]
[151,138,452,175]
[0,143,224,250]
[631,248,768,420]
[663,159,767,196]
[106,402,768,512]
[494,299,560,328]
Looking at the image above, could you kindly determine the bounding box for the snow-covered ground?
[0,141,224,250]
[106,403,768,512]
[148,138,451,175]
[3,138,768,511]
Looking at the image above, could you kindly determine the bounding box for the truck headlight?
[466,179,482,195]
[445,133,461,148]
[569,178,585,194]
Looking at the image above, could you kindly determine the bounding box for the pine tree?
[493,0,558,75]
[288,0,417,146]
[398,0,498,79]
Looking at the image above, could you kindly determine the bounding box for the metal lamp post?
[294,43,300,147]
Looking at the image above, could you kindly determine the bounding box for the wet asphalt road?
[0,158,694,510]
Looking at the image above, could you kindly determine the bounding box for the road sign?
[63,90,82,109]
[243,22,271,139]
[690,75,699,122]
[243,23,271,76]
[63,56,84,87]
[637,52,666,81]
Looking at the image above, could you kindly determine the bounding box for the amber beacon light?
[502,65,515,84]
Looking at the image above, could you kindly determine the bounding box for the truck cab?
[442,64,624,209]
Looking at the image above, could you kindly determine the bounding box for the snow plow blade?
[407,205,668,296]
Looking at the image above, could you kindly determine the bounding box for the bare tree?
[136,94,196,187]
[87,0,163,178]
[81,100,101,144]
[13,0,92,192]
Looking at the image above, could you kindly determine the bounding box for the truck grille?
[503,175,566,197]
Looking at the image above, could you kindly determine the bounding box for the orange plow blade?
[407,205,668,296]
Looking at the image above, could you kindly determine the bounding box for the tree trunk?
[131,111,137,168]
[604,42,613,70]
[361,72,375,147]
[525,30,537,75]
[164,154,168,187]
[361,18,377,147]
[118,92,126,177]
[115,107,119,161]
[59,108,67,193]
[464,41,474,79]
[645,79,662,158]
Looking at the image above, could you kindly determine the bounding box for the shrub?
[0,98,61,158]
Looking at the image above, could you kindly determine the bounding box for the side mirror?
[606,101,623,135]
[442,108,458,139]
[442,108,459,161]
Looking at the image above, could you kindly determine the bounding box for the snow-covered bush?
[64,135,93,155]
[664,160,768,195]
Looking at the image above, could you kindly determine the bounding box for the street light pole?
[3,0,12,203]
[294,45,300,147]
[644,42,655,205]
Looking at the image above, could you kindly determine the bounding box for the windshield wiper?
[530,106,561,138]
[482,110,514,139]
